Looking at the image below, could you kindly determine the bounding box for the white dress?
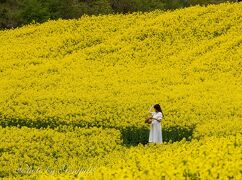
[149,112,163,144]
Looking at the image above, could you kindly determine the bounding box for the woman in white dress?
[148,104,163,144]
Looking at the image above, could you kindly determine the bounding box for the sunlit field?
[0,2,241,179]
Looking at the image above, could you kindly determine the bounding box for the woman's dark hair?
[154,104,164,116]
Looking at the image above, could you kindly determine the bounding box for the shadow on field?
[0,117,68,129]
[1,117,195,148]
[120,125,195,147]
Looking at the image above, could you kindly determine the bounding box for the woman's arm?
[153,112,162,122]
[148,104,155,113]
[152,118,161,122]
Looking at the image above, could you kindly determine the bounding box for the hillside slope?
[0,2,241,133]
[0,2,242,178]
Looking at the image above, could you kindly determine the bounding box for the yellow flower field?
[0,1,241,179]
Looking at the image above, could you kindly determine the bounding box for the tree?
[18,0,50,24]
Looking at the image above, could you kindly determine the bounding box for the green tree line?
[0,0,238,30]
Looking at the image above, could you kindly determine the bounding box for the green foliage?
[77,0,113,15]
[163,0,188,9]
[0,0,238,29]
[110,0,166,13]
[18,0,50,24]
[187,0,237,6]
[0,0,114,29]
